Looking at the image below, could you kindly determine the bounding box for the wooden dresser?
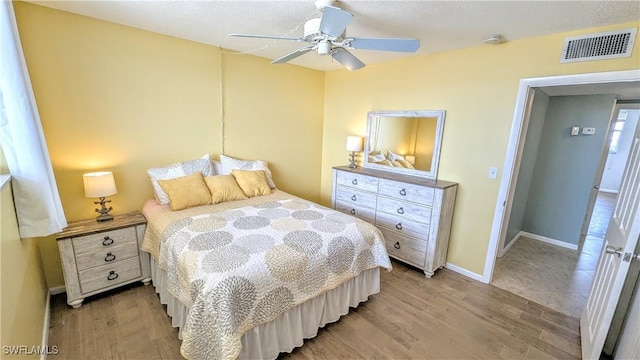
[331,166,457,277]
[56,211,151,308]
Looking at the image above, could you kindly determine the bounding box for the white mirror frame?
[363,110,446,179]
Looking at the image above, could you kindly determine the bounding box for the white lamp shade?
[83,172,118,198]
[345,136,363,152]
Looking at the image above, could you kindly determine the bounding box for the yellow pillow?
[232,170,272,198]
[157,172,212,211]
[203,175,248,204]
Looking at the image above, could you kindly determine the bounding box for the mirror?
[364,110,446,179]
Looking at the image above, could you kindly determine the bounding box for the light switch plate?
[489,167,498,179]
[582,127,596,135]
[571,126,580,136]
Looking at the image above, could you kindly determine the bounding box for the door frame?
[482,69,640,284]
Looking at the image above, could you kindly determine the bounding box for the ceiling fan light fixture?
[318,41,331,55]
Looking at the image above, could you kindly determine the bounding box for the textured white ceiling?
[27,0,640,71]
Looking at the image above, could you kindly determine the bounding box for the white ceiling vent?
[560,28,637,63]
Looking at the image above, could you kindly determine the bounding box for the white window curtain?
[0,1,67,237]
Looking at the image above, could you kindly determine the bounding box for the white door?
[581,120,640,360]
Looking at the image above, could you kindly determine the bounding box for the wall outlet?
[571,126,580,136]
[488,167,498,179]
[582,127,596,135]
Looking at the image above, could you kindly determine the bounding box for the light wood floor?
[48,260,581,359]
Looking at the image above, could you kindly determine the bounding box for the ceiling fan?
[229,0,420,71]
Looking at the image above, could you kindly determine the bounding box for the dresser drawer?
[377,196,432,224]
[79,257,141,294]
[379,228,427,267]
[72,227,137,255]
[335,201,376,223]
[378,178,434,206]
[336,171,379,192]
[75,241,139,271]
[376,211,430,238]
[335,186,377,210]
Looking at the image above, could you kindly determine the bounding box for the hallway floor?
[491,192,616,318]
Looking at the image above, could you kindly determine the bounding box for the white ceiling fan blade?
[350,37,420,52]
[331,48,365,71]
[272,46,315,64]
[319,6,353,38]
[229,34,304,42]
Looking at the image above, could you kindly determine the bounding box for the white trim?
[444,262,484,282]
[40,292,51,360]
[49,286,66,295]
[484,69,640,284]
[599,188,619,194]
[520,231,579,251]
[498,233,520,257]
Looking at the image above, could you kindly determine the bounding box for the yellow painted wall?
[14,2,324,288]
[1,179,49,356]
[321,21,640,276]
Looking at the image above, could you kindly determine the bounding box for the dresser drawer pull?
[399,188,407,196]
[102,236,114,246]
[107,271,119,281]
[395,223,403,230]
[394,242,401,249]
[351,195,357,201]
[104,252,116,262]
[349,209,356,215]
[352,179,358,185]
[397,207,404,214]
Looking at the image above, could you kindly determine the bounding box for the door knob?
[605,245,624,258]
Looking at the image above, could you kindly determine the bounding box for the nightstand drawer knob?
[107,271,119,281]
[102,236,114,246]
[351,195,357,201]
[399,188,407,196]
[105,252,116,262]
[397,207,404,214]
[394,242,401,249]
[396,223,403,230]
[352,179,358,185]
[349,209,356,215]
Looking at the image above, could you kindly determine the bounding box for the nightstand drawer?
[72,227,137,255]
[79,257,141,294]
[75,241,139,271]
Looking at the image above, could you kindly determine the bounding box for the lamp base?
[348,151,357,168]
[94,197,114,222]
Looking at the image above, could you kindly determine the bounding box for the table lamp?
[346,136,363,168]
[83,171,117,222]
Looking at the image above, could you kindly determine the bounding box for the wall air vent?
[560,28,637,63]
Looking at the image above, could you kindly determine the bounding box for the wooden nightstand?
[56,211,151,308]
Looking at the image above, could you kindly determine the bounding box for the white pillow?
[147,154,213,205]
[219,154,276,189]
[212,159,223,175]
[368,152,386,163]
[387,150,405,162]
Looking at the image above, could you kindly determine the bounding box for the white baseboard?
[520,231,578,251]
[41,292,51,360]
[598,188,618,194]
[445,262,485,283]
[49,286,66,295]
[498,234,520,257]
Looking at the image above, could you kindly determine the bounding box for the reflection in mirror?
[364,110,445,179]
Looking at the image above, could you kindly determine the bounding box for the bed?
[140,188,391,360]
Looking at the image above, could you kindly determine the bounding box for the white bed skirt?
[149,257,381,360]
